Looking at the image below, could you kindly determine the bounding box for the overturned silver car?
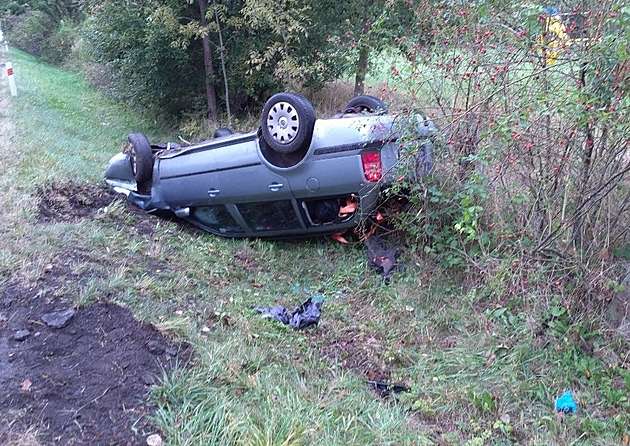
[104,93,435,238]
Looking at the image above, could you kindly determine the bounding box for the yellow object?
[537,14,568,65]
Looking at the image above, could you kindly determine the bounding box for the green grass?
[1,47,629,445]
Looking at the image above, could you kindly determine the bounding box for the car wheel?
[213,128,232,138]
[413,144,434,178]
[343,95,388,114]
[261,92,316,154]
[127,133,153,188]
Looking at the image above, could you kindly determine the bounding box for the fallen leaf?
[331,232,349,244]
[146,433,163,446]
[20,379,32,392]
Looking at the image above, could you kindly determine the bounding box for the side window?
[237,201,301,232]
[191,206,244,234]
[301,196,358,226]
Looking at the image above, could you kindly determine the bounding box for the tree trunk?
[198,0,218,121]
[572,62,594,248]
[354,45,369,96]
[213,0,231,126]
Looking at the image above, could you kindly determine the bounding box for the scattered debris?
[331,232,350,244]
[254,306,290,325]
[367,380,410,398]
[364,235,403,283]
[290,298,324,329]
[254,297,323,329]
[146,433,163,446]
[20,379,32,392]
[13,330,30,342]
[41,308,76,328]
[555,390,578,413]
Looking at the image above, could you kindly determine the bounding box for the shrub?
[390,0,630,297]
[6,11,78,64]
[47,21,78,65]
[8,10,54,57]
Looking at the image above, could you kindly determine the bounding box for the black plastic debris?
[364,235,403,283]
[367,380,410,398]
[254,298,322,329]
[253,305,290,325]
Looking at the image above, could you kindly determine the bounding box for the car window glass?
[191,206,244,234]
[237,201,301,232]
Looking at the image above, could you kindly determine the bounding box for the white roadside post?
[1,24,17,96]
[6,62,17,96]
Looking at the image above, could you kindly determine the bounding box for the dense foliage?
[389,0,629,298]
[2,0,80,63]
[2,0,422,118]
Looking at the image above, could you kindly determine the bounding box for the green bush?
[388,0,630,298]
[8,10,54,57]
[7,11,78,64]
[47,21,78,64]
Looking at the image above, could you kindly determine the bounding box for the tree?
[321,0,421,96]
[82,0,205,117]
[198,0,218,121]
[241,0,312,90]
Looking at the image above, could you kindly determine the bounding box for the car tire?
[127,133,153,189]
[213,128,233,138]
[261,92,316,154]
[413,144,434,178]
[343,95,388,114]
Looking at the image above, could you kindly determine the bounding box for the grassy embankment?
[1,48,628,445]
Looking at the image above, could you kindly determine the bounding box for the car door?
[158,145,220,208]
[211,138,293,204]
[210,139,306,235]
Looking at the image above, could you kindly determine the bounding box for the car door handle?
[268,182,284,192]
[207,188,220,197]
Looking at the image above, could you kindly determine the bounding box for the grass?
[1,47,629,445]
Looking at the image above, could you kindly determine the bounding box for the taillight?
[361,152,382,182]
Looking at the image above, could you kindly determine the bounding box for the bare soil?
[37,181,114,224]
[1,182,188,445]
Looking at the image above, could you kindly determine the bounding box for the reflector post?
[6,62,17,96]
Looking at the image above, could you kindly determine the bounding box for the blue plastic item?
[555,390,578,413]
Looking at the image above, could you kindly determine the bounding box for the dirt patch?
[0,281,189,445]
[36,179,202,240]
[37,180,114,224]
[36,179,166,238]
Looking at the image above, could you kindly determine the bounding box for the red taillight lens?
[361,152,382,182]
